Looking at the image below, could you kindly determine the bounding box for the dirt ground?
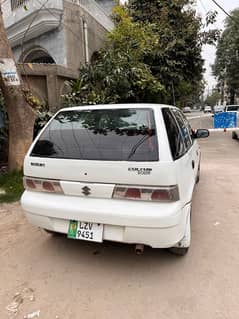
[1,131,239,319]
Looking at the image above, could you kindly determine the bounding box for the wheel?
[232,131,238,140]
[168,247,189,256]
[44,229,61,236]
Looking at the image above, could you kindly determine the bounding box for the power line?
[20,0,50,89]
[210,0,238,23]
[20,0,85,64]
[20,0,85,89]
[36,0,84,43]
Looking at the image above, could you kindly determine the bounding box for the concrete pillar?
[46,73,59,111]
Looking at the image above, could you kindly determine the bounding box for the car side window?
[172,109,192,150]
[180,112,195,141]
[162,108,185,160]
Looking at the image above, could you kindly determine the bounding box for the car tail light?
[151,190,169,201]
[23,177,63,194]
[25,178,36,189]
[113,185,179,202]
[42,181,55,192]
[125,188,141,199]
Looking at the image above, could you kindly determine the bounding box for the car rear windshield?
[30,108,159,161]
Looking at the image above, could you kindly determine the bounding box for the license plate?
[67,220,103,242]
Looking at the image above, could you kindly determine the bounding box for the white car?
[225,105,239,119]
[182,107,191,113]
[225,105,239,112]
[204,105,212,113]
[21,104,209,255]
[213,105,224,113]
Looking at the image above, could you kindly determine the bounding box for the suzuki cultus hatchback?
[21,104,209,255]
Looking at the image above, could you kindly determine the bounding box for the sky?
[196,0,239,94]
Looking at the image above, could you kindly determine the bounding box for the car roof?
[59,103,176,112]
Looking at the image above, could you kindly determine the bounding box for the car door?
[172,109,199,181]
[162,108,194,204]
[171,109,198,203]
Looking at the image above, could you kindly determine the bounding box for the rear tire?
[168,247,189,256]
[44,229,61,236]
[232,131,238,140]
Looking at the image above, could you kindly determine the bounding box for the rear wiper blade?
[127,134,151,160]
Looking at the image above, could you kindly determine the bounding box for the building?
[2,0,114,110]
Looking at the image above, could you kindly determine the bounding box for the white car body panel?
[21,104,201,249]
[22,191,191,248]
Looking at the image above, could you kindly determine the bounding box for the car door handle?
[192,160,195,169]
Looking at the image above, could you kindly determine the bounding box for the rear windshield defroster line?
[30,108,159,162]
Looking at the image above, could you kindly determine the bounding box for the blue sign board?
[214,112,237,129]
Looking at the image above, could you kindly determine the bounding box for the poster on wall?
[0,58,20,86]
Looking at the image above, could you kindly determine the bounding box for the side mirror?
[194,129,209,139]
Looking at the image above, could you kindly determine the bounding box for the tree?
[64,2,218,108]
[128,0,219,107]
[204,89,220,106]
[212,9,239,104]
[0,6,35,170]
[63,6,164,106]
[0,92,7,163]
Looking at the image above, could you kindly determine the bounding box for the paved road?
[186,111,239,130]
[1,132,239,319]
[186,112,214,129]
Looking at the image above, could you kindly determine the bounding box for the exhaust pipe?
[135,244,144,255]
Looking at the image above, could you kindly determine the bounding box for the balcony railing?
[11,0,29,10]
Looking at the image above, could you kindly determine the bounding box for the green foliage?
[63,2,218,107]
[204,89,220,106]
[212,9,239,104]
[63,53,164,106]
[176,79,205,108]
[128,0,219,106]
[0,170,24,203]
[33,105,53,139]
[63,7,164,106]
[200,11,221,45]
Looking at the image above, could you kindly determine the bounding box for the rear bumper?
[21,191,191,248]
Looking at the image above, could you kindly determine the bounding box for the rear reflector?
[23,177,63,194]
[113,185,179,202]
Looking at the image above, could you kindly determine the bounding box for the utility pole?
[0,4,35,170]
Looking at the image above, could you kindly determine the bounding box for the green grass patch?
[0,170,24,203]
